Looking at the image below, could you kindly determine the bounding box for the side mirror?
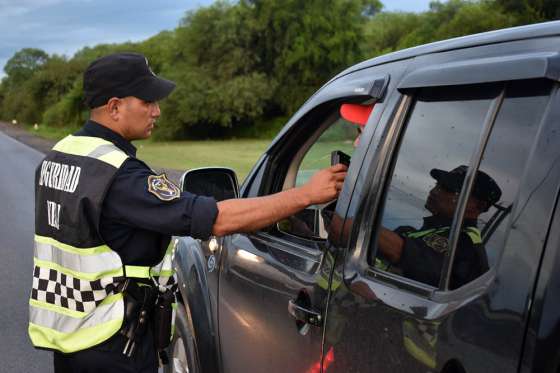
[180,167,239,201]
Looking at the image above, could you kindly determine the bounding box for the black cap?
[83,52,176,109]
[430,165,502,205]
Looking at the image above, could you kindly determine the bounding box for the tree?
[3,48,49,88]
[155,0,376,139]
[0,53,86,125]
[243,0,376,112]
[389,0,517,50]
[493,0,560,22]
[362,11,423,57]
[434,1,517,39]
[538,0,560,20]
[137,31,176,75]
[42,78,87,128]
[157,1,275,139]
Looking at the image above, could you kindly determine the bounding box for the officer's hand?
[300,164,347,205]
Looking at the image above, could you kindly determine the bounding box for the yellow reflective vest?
[29,135,174,353]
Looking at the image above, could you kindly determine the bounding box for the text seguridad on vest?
[38,160,82,193]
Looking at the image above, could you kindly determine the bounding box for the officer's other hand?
[300,164,347,205]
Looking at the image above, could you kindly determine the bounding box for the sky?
[0,0,433,78]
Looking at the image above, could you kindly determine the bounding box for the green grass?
[135,139,270,181]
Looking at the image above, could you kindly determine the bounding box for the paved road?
[0,131,52,372]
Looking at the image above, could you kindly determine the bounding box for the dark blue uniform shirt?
[74,120,218,267]
[397,215,489,289]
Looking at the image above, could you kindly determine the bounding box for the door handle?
[288,299,322,327]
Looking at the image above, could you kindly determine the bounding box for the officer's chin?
[142,128,153,139]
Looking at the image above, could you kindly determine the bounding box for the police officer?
[377,166,502,289]
[29,52,347,373]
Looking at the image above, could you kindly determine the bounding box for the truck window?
[370,84,501,289]
[370,80,553,290]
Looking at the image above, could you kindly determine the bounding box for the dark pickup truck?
[168,20,560,373]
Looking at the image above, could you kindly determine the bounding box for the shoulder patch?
[423,234,449,254]
[147,174,180,201]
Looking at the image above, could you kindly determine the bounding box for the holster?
[154,288,175,351]
[119,280,156,356]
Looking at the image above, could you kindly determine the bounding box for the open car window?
[278,101,374,240]
[294,116,358,187]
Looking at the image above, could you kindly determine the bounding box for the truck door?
[323,50,559,372]
[215,65,407,373]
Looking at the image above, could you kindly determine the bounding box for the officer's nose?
[152,102,161,117]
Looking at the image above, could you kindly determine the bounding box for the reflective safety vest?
[29,135,175,353]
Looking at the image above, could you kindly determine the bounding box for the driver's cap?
[340,103,374,126]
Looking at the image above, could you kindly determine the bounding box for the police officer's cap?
[83,52,176,109]
[430,165,502,206]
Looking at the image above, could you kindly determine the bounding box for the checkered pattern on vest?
[30,266,124,313]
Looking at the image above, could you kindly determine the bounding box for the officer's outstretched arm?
[212,164,347,236]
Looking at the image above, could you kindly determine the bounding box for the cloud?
[0,0,214,77]
[0,0,65,17]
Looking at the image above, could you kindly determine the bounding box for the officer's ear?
[106,97,122,120]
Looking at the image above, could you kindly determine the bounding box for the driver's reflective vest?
[28,135,175,353]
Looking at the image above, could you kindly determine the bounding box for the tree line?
[0,0,557,140]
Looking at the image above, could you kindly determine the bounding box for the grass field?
[135,139,270,181]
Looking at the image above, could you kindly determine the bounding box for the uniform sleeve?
[101,158,219,240]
